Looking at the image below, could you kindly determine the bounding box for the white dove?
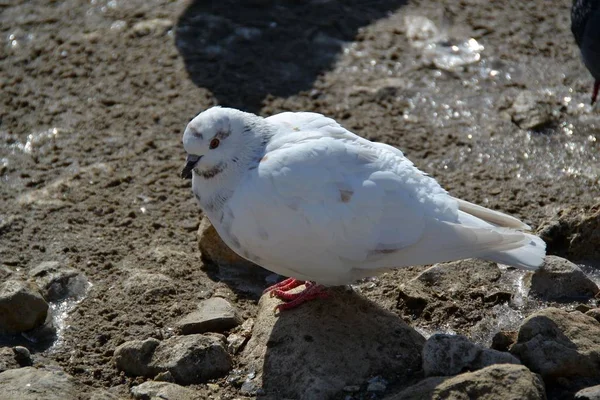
[181,106,545,311]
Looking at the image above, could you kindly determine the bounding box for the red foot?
[263,279,329,312]
[263,277,305,294]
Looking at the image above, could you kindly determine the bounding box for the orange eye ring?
[209,138,220,149]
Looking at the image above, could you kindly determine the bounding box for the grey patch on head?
[257,225,269,240]
[214,129,231,140]
[190,130,203,139]
[198,162,227,179]
[339,189,353,203]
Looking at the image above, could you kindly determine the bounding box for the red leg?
[272,282,329,312]
[263,277,305,295]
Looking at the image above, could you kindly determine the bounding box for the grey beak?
[181,154,201,179]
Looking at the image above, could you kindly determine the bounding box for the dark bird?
[572,0,600,104]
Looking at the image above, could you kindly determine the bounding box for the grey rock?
[511,307,600,378]
[123,272,176,303]
[387,364,546,400]
[585,308,600,323]
[241,287,425,400]
[576,385,600,400]
[149,334,232,385]
[131,381,203,400]
[0,280,48,334]
[0,346,32,372]
[507,90,556,130]
[423,333,520,377]
[114,338,160,377]
[176,297,242,335]
[0,366,80,400]
[29,261,89,301]
[528,256,598,300]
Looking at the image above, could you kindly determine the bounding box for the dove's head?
[181,106,264,180]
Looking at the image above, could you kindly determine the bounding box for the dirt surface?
[1,0,599,398]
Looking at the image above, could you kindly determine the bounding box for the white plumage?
[181,107,545,287]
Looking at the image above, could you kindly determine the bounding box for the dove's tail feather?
[481,233,546,270]
[454,198,532,230]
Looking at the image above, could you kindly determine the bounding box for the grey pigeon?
[572,0,600,104]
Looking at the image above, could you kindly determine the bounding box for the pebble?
[0,346,32,372]
[29,261,89,301]
[0,279,48,334]
[528,256,599,300]
[490,330,518,352]
[511,308,600,378]
[131,19,173,37]
[423,333,520,377]
[506,90,557,130]
[176,297,242,335]
[130,381,202,400]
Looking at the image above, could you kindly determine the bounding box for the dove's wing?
[225,116,542,285]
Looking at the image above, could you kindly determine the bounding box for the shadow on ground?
[175,0,408,112]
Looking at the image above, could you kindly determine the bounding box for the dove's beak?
[181,154,201,180]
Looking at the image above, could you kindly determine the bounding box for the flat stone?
[131,381,203,400]
[29,261,89,301]
[387,364,546,400]
[114,338,160,377]
[0,367,80,400]
[528,256,598,300]
[241,287,425,399]
[576,385,600,400]
[149,334,232,385]
[511,308,600,378]
[0,280,48,334]
[176,297,242,334]
[423,333,520,376]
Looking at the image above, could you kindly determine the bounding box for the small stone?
[206,383,220,391]
[576,385,600,400]
[367,376,388,392]
[29,261,89,301]
[490,330,518,352]
[114,338,161,377]
[0,367,80,400]
[586,308,600,323]
[507,90,556,130]
[389,364,546,400]
[343,385,361,392]
[131,19,173,37]
[240,380,260,396]
[176,297,242,335]
[153,371,174,382]
[131,381,201,400]
[0,280,48,334]
[123,272,176,303]
[511,307,600,378]
[423,333,520,376]
[528,256,598,300]
[0,347,20,372]
[149,334,232,384]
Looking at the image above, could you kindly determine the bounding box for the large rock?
[149,334,232,384]
[576,385,600,400]
[131,381,204,400]
[29,261,89,301]
[527,256,598,300]
[511,308,600,378]
[0,367,80,400]
[241,288,425,400]
[175,297,242,335]
[114,335,232,385]
[0,280,49,334]
[387,364,546,400]
[423,333,520,376]
[395,259,510,328]
[538,204,600,260]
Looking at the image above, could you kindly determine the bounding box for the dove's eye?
[209,138,220,149]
